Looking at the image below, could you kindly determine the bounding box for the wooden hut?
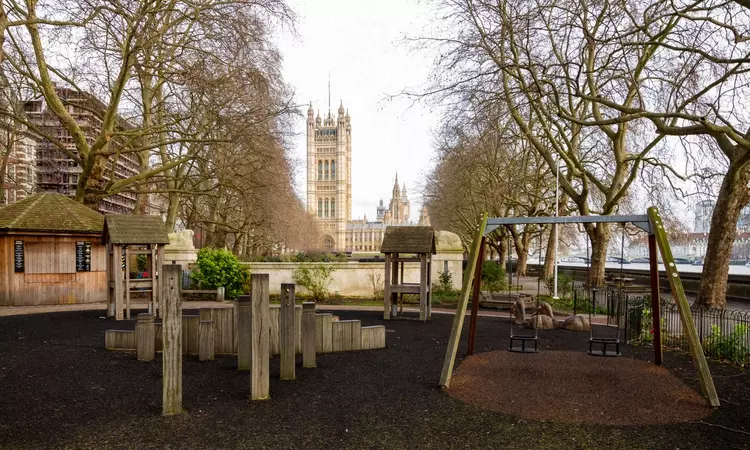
[381,226,436,321]
[0,194,106,306]
[103,215,170,321]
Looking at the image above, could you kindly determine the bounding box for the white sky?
[276,0,440,222]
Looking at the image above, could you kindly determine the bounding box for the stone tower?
[307,101,352,251]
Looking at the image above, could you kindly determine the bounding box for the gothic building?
[306,101,352,251]
[307,100,416,252]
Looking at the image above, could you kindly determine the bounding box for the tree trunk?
[164,191,181,232]
[586,223,611,287]
[696,165,750,308]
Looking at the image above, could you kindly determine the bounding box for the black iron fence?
[624,295,750,366]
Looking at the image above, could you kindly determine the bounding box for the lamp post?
[553,156,559,300]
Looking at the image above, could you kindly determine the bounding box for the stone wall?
[238,257,463,298]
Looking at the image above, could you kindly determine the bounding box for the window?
[331,198,335,216]
[331,160,336,179]
[318,198,322,217]
[324,161,329,180]
[318,161,322,180]
[324,198,329,217]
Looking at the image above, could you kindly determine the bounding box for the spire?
[328,72,331,109]
[338,99,345,116]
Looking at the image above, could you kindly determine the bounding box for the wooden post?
[439,213,488,388]
[217,286,225,302]
[280,283,296,380]
[157,245,164,318]
[383,253,391,320]
[391,253,399,317]
[199,320,215,361]
[648,207,719,407]
[136,313,155,361]
[106,243,114,317]
[161,264,183,416]
[114,245,124,320]
[419,253,428,321]
[467,237,487,356]
[427,254,433,319]
[125,246,131,319]
[647,233,663,365]
[250,274,270,400]
[236,295,252,370]
[151,244,157,317]
[302,302,316,368]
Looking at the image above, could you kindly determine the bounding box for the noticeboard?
[14,240,24,273]
[76,241,92,272]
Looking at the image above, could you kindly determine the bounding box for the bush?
[293,264,335,301]
[368,270,384,300]
[432,270,461,304]
[481,261,507,292]
[292,252,348,263]
[703,324,750,365]
[544,272,574,299]
[191,248,250,299]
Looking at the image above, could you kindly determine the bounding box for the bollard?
[302,302,316,368]
[136,313,155,361]
[250,274,270,400]
[280,284,296,380]
[199,320,215,361]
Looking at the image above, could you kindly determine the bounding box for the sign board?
[76,241,92,272]
[14,240,24,273]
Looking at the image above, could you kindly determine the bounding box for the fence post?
[237,295,251,371]
[280,283,296,380]
[217,286,225,302]
[302,302,316,368]
[161,264,183,416]
[136,313,155,361]
[250,274,270,400]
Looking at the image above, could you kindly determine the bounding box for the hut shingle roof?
[103,215,170,244]
[0,193,103,233]
[380,226,436,254]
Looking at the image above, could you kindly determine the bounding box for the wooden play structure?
[439,208,720,408]
[103,215,170,320]
[105,272,386,412]
[381,226,435,321]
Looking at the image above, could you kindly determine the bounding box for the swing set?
[439,207,720,408]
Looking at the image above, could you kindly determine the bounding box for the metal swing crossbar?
[439,209,720,408]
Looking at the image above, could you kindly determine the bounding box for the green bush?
[702,324,749,365]
[292,252,348,263]
[481,261,507,292]
[432,270,461,304]
[293,264,335,301]
[544,272,574,299]
[191,248,250,299]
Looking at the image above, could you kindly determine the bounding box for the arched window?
[324,161,329,180]
[318,161,322,180]
[324,198,329,217]
[331,198,336,216]
[331,160,336,179]
[318,198,322,217]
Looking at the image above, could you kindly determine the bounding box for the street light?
[553,155,559,300]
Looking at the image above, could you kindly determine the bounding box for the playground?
[1,308,749,449]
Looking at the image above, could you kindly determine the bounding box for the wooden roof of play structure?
[103,214,170,245]
[380,226,436,254]
[0,193,104,233]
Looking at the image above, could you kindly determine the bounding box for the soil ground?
[1,309,749,449]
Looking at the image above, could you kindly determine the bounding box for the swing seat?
[588,336,621,357]
[509,333,538,353]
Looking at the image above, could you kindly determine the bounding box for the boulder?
[561,315,591,332]
[524,314,555,330]
[510,297,526,324]
[536,301,554,318]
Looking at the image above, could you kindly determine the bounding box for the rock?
[332,315,340,322]
[561,315,590,332]
[524,314,555,330]
[511,298,526,324]
[536,301,554,318]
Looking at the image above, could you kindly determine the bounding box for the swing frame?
[438,208,721,408]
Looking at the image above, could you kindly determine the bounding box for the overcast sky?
[276,0,439,222]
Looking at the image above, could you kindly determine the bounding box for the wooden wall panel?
[1,234,107,306]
